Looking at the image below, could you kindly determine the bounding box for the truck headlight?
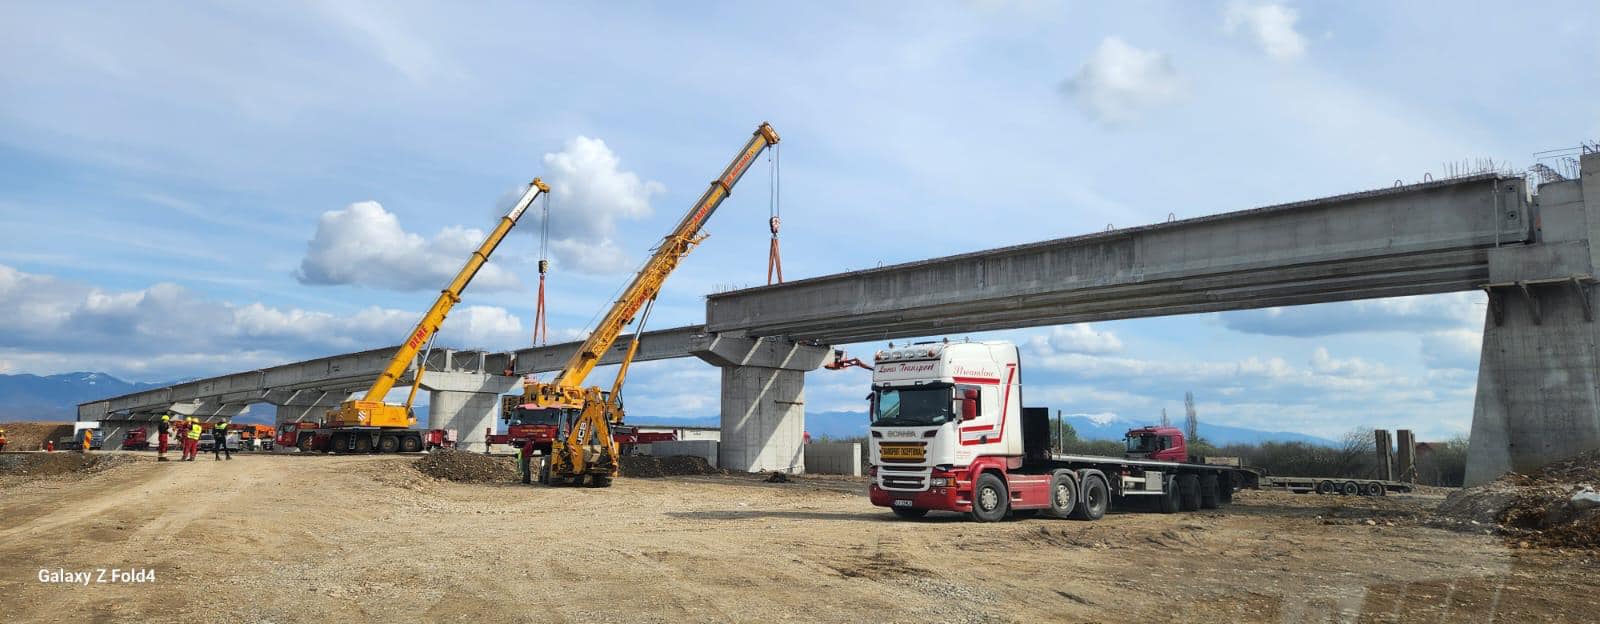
[929,477,949,486]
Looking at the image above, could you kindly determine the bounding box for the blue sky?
[1,1,1596,440]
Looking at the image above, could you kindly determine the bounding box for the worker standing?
[519,437,537,484]
[185,418,202,461]
[157,415,171,462]
[213,419,232,461]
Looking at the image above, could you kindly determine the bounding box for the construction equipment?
[523,122,781,486]
[303,177,550,453]
[121,426,151,451]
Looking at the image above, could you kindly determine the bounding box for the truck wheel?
[354,435,374,453]
[1316,480,1335,495]
[1368,482,1386,496]
[1341,481,1359,496]
[1048,472,1078,519]
[378,436,400,453]
[1218,477,1234,505]
[297,435,316,452]
[892,507,929,519]
[400,436,422,453]
[1178,474,1201,511]
[1157,476,1181,514]
[966,473,1009,523]
[1069,475,1108,521]
[1199,474,1221,509]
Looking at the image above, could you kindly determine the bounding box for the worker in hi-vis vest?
[213,419,232,461]
[185,418,203,461]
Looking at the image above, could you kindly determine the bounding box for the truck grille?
[878,467,931,492]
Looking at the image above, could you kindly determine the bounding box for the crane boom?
[524,122,780,486]
[327,178,550,428]
[527,122,780,408]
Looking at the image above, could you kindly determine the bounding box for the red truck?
[489,396,675,454]
[120,426,151,451]
[276,421,453,453]
[867,341,1257,521]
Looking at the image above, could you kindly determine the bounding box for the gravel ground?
[1,454,1596,623]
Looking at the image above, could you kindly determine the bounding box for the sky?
[1,1,1597,440]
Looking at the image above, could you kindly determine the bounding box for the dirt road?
[1,453,1595,623]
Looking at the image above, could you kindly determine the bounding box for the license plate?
[879,444,924,459]
[892,499,914,508]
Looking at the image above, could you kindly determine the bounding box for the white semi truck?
[867,340,1257,522]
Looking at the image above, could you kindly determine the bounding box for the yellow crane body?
[525,122,780,485]
[326,178,550,429]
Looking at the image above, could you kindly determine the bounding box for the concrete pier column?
[420,372,519,452]
[1465,152,1600,486]
[691,334,831,473]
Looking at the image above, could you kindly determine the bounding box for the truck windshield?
[872,386,953,426]
[509,408,566,427]
[1126,434,1161,453]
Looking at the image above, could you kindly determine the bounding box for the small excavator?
[523,122,781,486]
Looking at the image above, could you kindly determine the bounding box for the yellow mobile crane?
[306,178,550,453]
[524,122,781,486]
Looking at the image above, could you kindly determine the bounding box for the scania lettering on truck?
[867,340,1254,522]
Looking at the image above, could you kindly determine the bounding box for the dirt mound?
[0,452,134,477]
[618,454,721,478]
[413,448,518,483]
[1436,450,1600,549]
[1,422,74,450]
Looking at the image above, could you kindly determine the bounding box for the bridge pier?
[692,334,831,473]
[420,372,519,452]
[1465,152,1600,486]
[268,390,351,427]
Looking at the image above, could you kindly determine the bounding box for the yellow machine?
[525,122,781,486]
[322,178,551,447]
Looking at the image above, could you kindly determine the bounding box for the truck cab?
[1124,426,1187,462]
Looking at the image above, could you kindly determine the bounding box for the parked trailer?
[1259,476,1411,496]
[867,341,1257,522]
[276,422,453,454]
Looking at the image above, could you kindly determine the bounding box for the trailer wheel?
[1178,474,1201,511]
[400,435,422,453]
[1341,481,1359,496]
[1070,475,1108,521]
[892,507,929,519]
[1199,474,1221,509]
[1315,480,1335,495]
[378,435,400,453]
[1218,476,1234,505]
[1048,472,1078,519]
[1157,476,1181,514]
[1365,482,1385,496]
[966,473,1009,523]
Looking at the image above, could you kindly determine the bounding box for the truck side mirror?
[960,388,979,421]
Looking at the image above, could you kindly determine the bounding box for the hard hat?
[162,415,170,421]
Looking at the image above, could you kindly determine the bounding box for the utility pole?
[1184,391,1198,445]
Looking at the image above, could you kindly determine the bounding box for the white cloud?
[1061,37,1183,124]
[1224,1,1308,61]
[535,136,666,275]
[1420,329,1482,370]
[1218,293,1484,337]
[295,200,523,292]
[1026,323,1124,356]
[0,264,525,380]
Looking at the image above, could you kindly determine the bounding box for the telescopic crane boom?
[524,122,780,486]
[326,178,550,430]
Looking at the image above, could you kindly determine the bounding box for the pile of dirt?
[413,448,518,483]
[618,454,721,478]
[0,452,133,477]
[1,422,74,450]
[1436,450,1600,549]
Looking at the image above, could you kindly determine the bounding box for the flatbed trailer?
[1259,475,1412,496]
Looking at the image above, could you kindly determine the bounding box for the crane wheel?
[400,436,422,453]
[378,436,400,453]
[330,433,349,453]
[354,435,374,453]
[297,436,316,452]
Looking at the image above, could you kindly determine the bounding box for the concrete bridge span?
[82,152,1600,483]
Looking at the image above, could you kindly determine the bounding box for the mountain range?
[1,372,1335,447]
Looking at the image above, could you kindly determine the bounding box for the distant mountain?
[633,411,1336,447]
[0,372,164,421]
